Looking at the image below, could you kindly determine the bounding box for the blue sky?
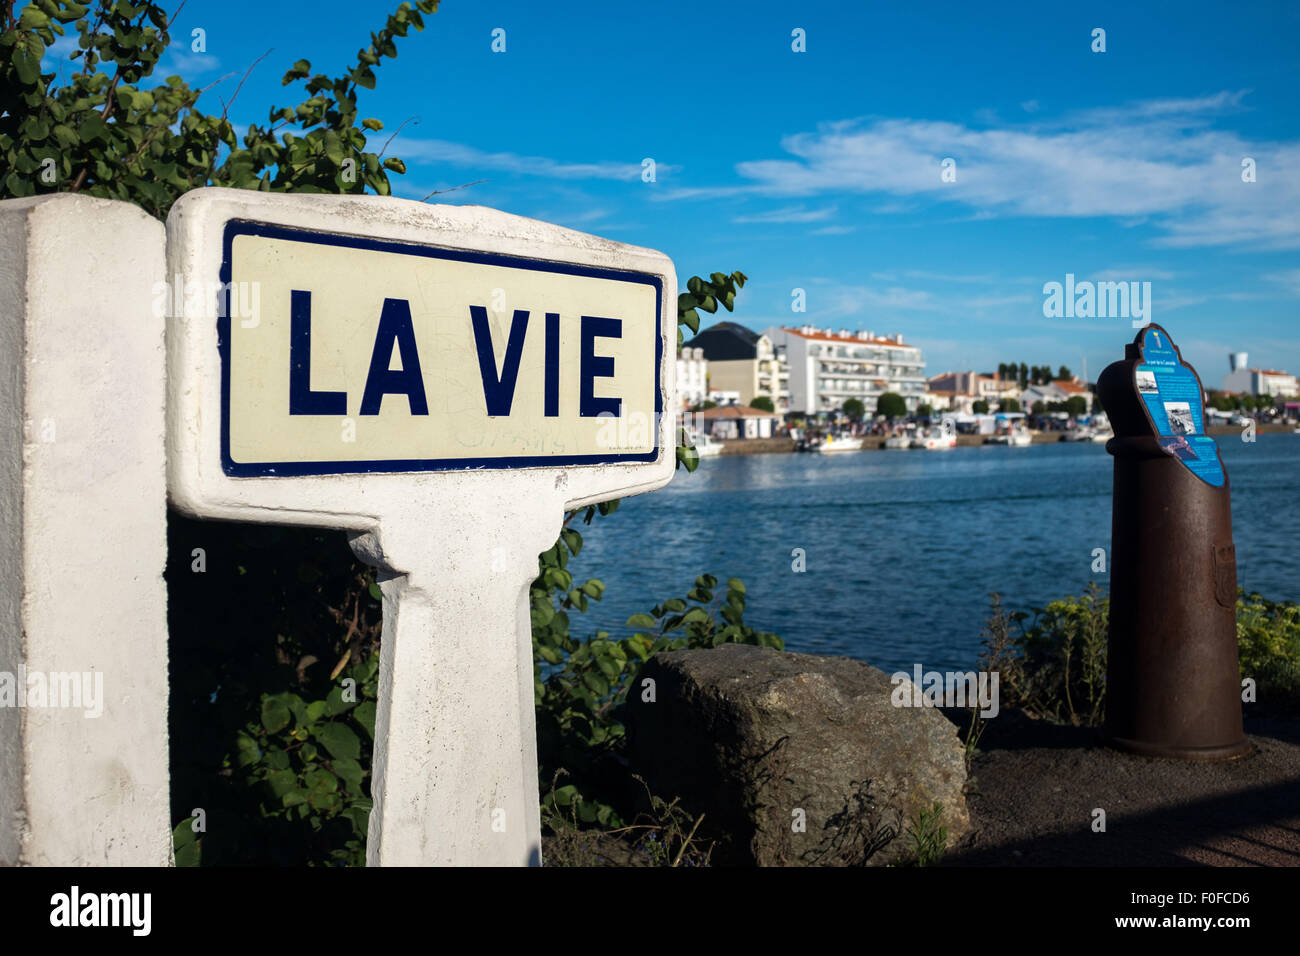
[45,0,1300,385]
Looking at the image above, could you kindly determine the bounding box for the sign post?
[1097,324,1251,760]
[166,189,677,864]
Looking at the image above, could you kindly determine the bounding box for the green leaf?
[324,684,355,716]
[332,757,364,790]
[353,700,376,738]
[316,722,361,760]
[582,671,610,697]
[727,578,747,594]
[626,613,658,629]
[261,697,291,734]
[368,580,382,601]
[172,817,197,847]
[265,769,298,798]
[174,841,200,867]
[305,767,339,793]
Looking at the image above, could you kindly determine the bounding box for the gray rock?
[625,643,970,865]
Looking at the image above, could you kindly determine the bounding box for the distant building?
[682,322,789,412]
[762,326,926,416]
[695,404,779,440]
[676,346,708,410]
[927,371,1017,405]
[1223,366,1297,397]
[1021,378,1092,411]
[926,390,978,414]
[924,390,954,411]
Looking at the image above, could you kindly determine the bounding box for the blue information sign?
[1132,326,1225,487]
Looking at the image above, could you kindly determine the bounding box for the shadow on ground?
[947,711,1300,866]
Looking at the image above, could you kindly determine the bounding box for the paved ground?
[946,712,1300,866]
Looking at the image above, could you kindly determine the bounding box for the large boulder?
[625,644,969,865]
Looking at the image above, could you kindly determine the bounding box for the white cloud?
[157,50,222,77]
[660,91,1300,248]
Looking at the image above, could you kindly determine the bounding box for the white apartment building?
[1223,366,1298,398]
[676,346,709,410]
[762,326,927,416]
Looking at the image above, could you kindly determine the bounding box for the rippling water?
[573,434,1300,672]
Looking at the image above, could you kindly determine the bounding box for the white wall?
[0,196,171,865]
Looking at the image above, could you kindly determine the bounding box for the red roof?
[697,404,778,418]
[1052,379,1089,394]
[780,327,913,348]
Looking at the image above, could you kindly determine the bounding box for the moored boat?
[912,426,956,450]
[815,433,864,453]
[686,429,725,457]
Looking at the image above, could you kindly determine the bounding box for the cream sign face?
[219,221,662,476]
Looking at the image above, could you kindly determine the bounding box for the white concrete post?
[351,499,557,865]
[0,195,171,866]
[165,189,676,865]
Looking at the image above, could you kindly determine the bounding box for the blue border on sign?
[218,219,664,477]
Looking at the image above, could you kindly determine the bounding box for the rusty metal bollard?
[1096,323,1252,760]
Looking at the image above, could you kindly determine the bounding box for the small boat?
[988,423,1032,446]
[686,429,725,457]
[884,434,912,450]
[912,426,956,450]
[1090,428,1113,443]
[815,433,865,453]
[1061,426,1094,442]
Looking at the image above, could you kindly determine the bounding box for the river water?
[573,434,1300,672]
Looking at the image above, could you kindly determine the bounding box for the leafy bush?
[1005,583,1109,727]
[1237,591,1300,711]
[166,522,383,866]
[983,585,1300,727]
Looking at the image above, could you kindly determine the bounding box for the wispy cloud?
[733,204,836,224]
[1092,266,1177,281]
[390,137,678,182]
[655,91,1300,249]
[1263,269,1300,296]
[157,50,222,77]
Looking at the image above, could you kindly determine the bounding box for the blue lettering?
[470,306,530,416]
[289,290,347,415]
[359,298,429,416]
[580,315,621,417]
[544,312,560,417]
